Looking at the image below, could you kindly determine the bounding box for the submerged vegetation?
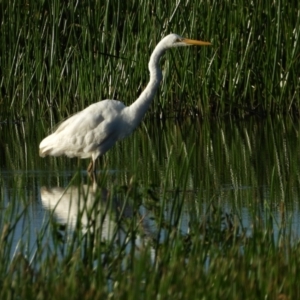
[1,0,300,299]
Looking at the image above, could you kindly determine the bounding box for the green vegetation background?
[1,0,299,121]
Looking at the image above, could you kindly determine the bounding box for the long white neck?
[127,41,167,127]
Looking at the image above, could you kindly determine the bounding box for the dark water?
[1,117,300,259]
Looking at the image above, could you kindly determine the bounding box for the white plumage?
[39,33,211,173]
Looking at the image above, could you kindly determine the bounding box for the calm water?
[1,117,300,259]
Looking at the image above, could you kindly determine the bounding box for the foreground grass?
[1,179,299,300]
[0,0,299,121]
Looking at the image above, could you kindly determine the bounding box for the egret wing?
[39,100,126,158]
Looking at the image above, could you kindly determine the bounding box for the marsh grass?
[1,117,300,298]
[0,0,299,123]
[1,179,300,299]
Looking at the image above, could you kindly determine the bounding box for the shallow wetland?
[1,116,300,298]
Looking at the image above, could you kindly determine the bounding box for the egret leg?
[87,158,97,174]
[87,159,97,182]
[87,160,93,173]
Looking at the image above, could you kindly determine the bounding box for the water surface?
[1,117,300,259]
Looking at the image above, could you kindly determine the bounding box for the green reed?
[2,117,300,298]
[0,0,299,122]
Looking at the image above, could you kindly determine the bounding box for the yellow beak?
[182,38,211,46]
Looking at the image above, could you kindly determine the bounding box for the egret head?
[159,33,211,49]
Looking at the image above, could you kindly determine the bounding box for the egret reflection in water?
[40,182,154,245]
[41,183,123,242]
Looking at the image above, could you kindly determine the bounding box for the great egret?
[39,33,211,173]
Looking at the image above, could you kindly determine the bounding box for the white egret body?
[39,33,211,172]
